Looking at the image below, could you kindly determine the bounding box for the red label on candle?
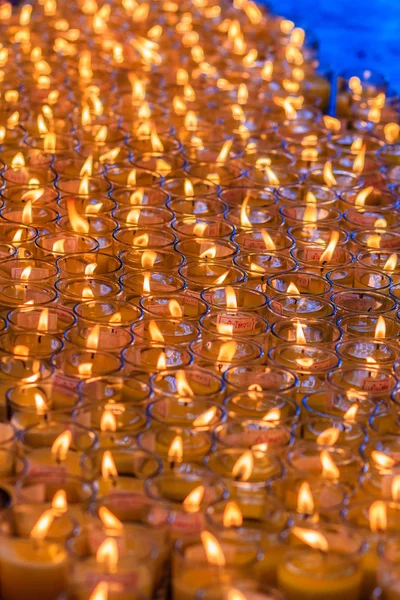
[51,372,78,397]
[189,369,214,388]
[6,169,29,184]
[339,293,378,312]
[241,236,269,250]
[303,247,345,263]
[171,511,204,534]
[216,314,256,333]
[362,377,392,392]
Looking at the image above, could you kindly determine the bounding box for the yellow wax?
[0,538,67,600]
[173,567,231,600]
[277,552,362,600]
[26,449,83,477]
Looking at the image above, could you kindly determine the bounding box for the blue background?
[263,0,400,92]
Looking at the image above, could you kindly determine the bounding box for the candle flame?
[192,406,217,428]
[86,324,100,350]
[141,250,157,269]
[176,370,194,396]
[30,510,54,540]
[80,155,93,178]
[320,450,340,480]
[223,501,243,527]
[319,231,340,263]
[391,475,400,502]
[323,115,341,133]
[21,201,33,225]
[51,430,72,462]
[262,408,281,423]
[384,123,399,144]
[96,538,119,571]
[323,162,337,187]
[292,527,329,552]
[148,320,165,343]
[100,410,117,433]
[133,233,149,247]
[35,392,48,416]
[217,340,237,364]
[44,132,56,154]
[183,485,205,513]
[168,299,183,317]
[101,450,118,480]
[224,285,237,309]
[78,362,93,377]
[374,315,386,339]
[383,253,398,272]
[168,435,183,464]
[52,489,67,514]
[143,272,151,294]
[344,404,358,423]
[201,531,226,566]
[151,130,164,152]
[297,481,314,514]
[353,144,366,174]
[232,450,253,481]
[316,428,340,446]
[156,351,167,370]
[95,126,108,143]
[260,229,276,251]
[216,140,232,163]
[371,450,395,469]
[98,506,124,532]
[67,199,90,234]
[287,282,301,295]
[369,500,387,533]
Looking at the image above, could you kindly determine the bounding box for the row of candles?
[0,0,399,599]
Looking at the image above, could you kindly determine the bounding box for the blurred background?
[264,0,400,92]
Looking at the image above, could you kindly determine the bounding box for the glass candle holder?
[267,470,348,520]
[202,285,268,316]
[175,238,239,264]
[145,465,227,539]
[0,280,57,315]
[140,292,208,322]
[270,318,341,349]
[214,419,292,458]
[113,226,176,252]
[0,510,69,600]
[148,397,224,432]
[65,324,133,354]
[351,229,400,253]
[138,426,212,465]
[233,229,294,255]
[110,186,169,209]
[105,164,162,189]
[294,414,365,449]
[326,266,391,294]
[331,290,397,319]
[280,204,342,229]
[180,262,247,297]
[21,419,97,476]
[205,496,289,587]
[357,249,400,284]
[223,364,297,397]
[302,388,378,424]
[286,442,364,491]
[52,349,123,393]
[336,339,399,371]
[268,344,339,401]
[35,232,99,262]
[277,524,363,600]
[200,310,269,347]
[288,223,349,250]
[150,367,224,404]
[171,217,235,241]
[190,336,264,374]
[291,244,354,276]
[307,165,363,191]
[121,248,184,274]
[0,331,63,360]
[78,376,151,408]
[131,317,200,347]
[267,294,336,322]
[72,402,147,449]
[55,276,121,309]
[15,472,95,527]
[81,447,161,499]
[223,390,299,424]
[337,313,400,342]
[56,252,123,280]
[234,251,298,289]
[7,305,74,335]
[123,343,193,374]
[161,176,218,199]
[0,257,58,285]
[167,197,227,220]
[266,272,331,298]
[121,271,185,301]
[172,532,261,600]
[196,580,286,600]
[327,366,397,401]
